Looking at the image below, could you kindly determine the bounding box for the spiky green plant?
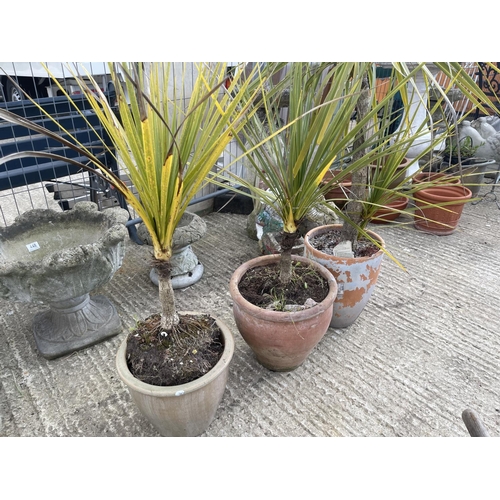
[0,61,286,330]
[357,62,500,230]
[212,62,500,278]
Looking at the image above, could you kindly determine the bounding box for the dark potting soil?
[238,261,330,309]
[126,313,224,387]
[308,229,380,258]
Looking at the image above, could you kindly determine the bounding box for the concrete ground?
[1,183,500,437]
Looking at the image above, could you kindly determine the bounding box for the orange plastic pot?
[304,225,385,328]
[229,254,337,371]
[414,185,472,235]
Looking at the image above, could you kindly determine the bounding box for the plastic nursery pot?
[413,185,472,235]
[116,311,235,437]
[304,224,385,329]
[229,254,337,372]
[370,196,409,224]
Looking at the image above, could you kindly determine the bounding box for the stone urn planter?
[138,211,206,289]
[116,311,234,437]
[229,254,337,371]
[304,224,385,329]
[0,202,129,359]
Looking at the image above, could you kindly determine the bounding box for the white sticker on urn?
[26,241,41,252]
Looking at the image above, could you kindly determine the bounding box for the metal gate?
[0,62,246,227]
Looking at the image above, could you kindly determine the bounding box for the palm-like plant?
[215,62,500,276]
[357,62,500,231]
[217,62,376,282]
[0,61,285,331]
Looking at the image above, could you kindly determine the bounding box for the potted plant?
[221,62,382,370]
[316,63,500,326]
[440,134,495,197]
[223,65,439,358]
[413,129,492,234]
[302,64,437,328]
[442,135,481,165]
[226,62,500,330]
[0,61,285,435]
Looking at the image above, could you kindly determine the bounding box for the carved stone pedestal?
[33,294,122,359]
[0,202,129,359]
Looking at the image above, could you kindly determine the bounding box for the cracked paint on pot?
[304,224,385,328]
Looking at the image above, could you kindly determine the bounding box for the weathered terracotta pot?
[116,311,234,437]
[414,185,472,235]
[304,224,385,328]
[370,196,409,224]
[229,254,337,371]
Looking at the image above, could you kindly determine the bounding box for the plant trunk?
[279,231,297,284]
[341,72,371,244]
[154,260,180,331]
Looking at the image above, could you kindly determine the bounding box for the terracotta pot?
[414,185,472,235]
[322,169,352,208]
[412,172,460,185]
[304,224,385,328]
[116,311,234,437]
[369,157,412,188]
[370,196,409,224]
[229,254,337,371]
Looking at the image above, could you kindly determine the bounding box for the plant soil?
[238,261,329,309]
[125,313,224,387]
[308,229,379,257]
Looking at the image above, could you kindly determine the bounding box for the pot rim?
[412,172,461,184]
[321,169,352,186]
[0,202,129,276]
[414,185,472,202]
[229,254,338,323]
[377,196,409,209]
[115,311,235,397]
[304,224,386,263]
[369,156,412,169]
